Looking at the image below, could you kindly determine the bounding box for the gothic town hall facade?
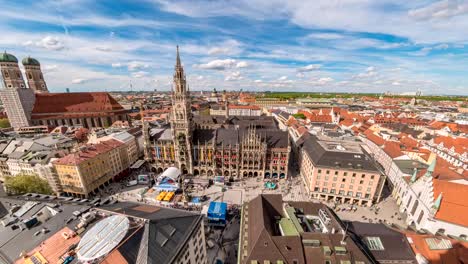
[143,48,290,180]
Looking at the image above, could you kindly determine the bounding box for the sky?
[0,0,467,95]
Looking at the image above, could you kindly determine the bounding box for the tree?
[0,118,10,128]
[292,113,306,119]
[4,174,53,195]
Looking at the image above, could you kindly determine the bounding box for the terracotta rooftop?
[15,227,80,264]
[53,139,124,166]
[383,141,405,158]
[433,178,468,226]
[229,104,260,110]
[404,231,468,264]
[433,136,467,155]
[363,130,386,146]
[31,92,126,119]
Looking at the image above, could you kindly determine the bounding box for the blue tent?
[207,201,227,226]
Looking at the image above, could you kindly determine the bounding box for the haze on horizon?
[1,0,467,95]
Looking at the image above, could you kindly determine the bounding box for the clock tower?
[171,46,193,174]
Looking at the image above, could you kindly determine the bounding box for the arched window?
[411,200,419,215]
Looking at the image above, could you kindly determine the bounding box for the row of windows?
[314,187,372,198]
[316,176,374,185]
[318,169,375,179]
[316,182,373,192]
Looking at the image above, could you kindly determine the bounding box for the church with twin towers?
[144,47,291,180]
[0,51,129,130]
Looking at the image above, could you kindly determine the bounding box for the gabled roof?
[31,92,126,118]
[432,179,468,226]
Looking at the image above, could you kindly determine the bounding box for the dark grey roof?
[216,128,239,146]
[302,135,379,172]
[261,130,289,148]
[347,222,417,263]
[193,129,216,144]
[278,111,291,120]
[98,202,203,264]
[0,197,87,263]
[149,127,172,141]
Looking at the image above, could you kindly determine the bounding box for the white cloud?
[128,61,150,71]
[408,0,468,20]
[296,72,305,78]
[72,78,87,84]
[95,46,112,52]
[254,79,262,83]
[208,47,230,55]
[297,64,321,72]
[197,75,204,80]
[198,59,236,70]
[24,36,65,51]
[206,39,243,55]
[43,65,58,73]
[392,81,401,86]
[225,71,242,81]
[236,61,249,68]
[316,77,334,85]
[132,71,149,78]
[156,0,468,43]
[112,63,123,68]
[278,76,288,81]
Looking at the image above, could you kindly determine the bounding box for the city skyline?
[0,0,467,95]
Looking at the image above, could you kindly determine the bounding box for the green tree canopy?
[4,174,53,195]
[293,113,306,119]
[0,118,10,128]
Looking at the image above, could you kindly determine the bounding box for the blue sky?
[0,0,467,95]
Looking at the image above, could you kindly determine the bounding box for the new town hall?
[143,48,290,179]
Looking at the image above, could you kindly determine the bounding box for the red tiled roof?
[383,141,405,158]
[31,92,126,118]
[404,231,468,264]
[363,130,385,146]
[399,134,419,149]
[16,227,81,264]
[229,104,261,110]
[433,178,468,226]
[433,136,467,155]
[53,139,124,166]
[432,158,465,181]
[298,110,332,123]
[339,119,354,127]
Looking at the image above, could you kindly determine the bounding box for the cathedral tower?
[22,56,48,93]
[0,51,26,89]
[0,52,35,129]
[171,46,193,174]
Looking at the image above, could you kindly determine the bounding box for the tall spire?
[176,45,181,68]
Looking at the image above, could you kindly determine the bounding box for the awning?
[130,160,145,169]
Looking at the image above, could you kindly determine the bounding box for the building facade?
[299,134,385,206]
[144,48,290,179]
[53,139,127,197]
